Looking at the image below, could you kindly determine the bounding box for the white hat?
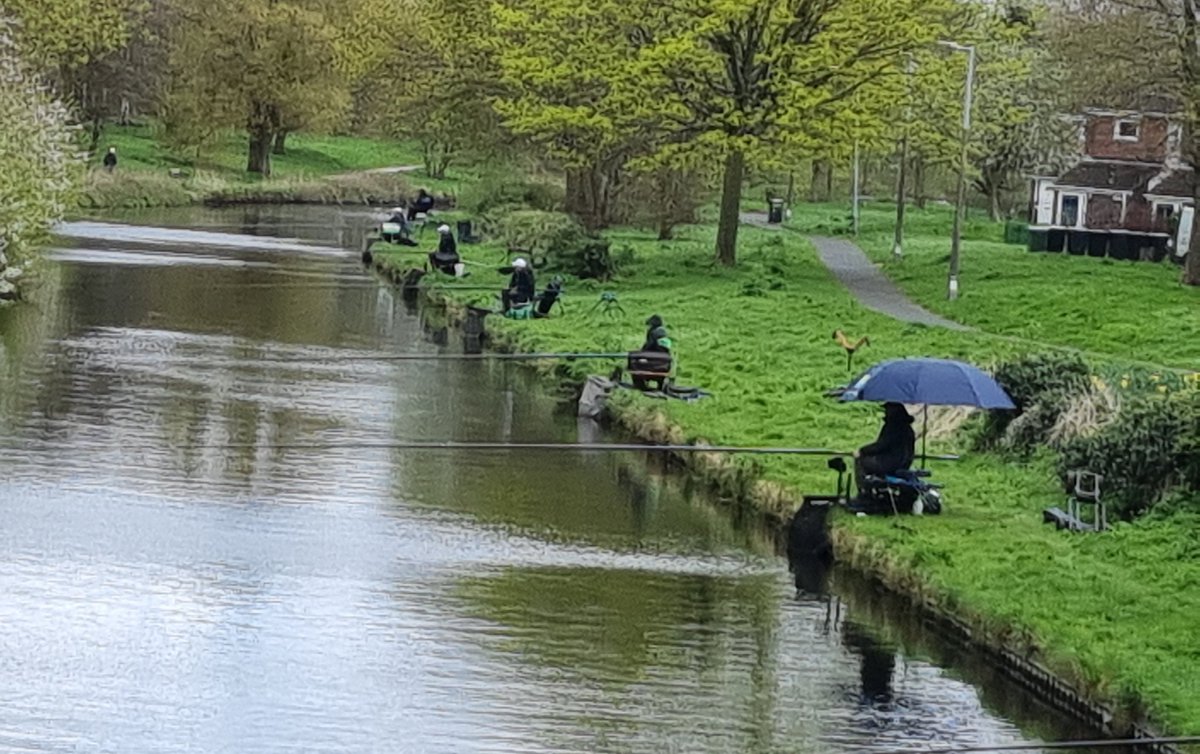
[437,224,451,234]
[391,207,404,214]
[512,257,527,268]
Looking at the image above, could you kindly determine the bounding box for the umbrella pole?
[921,405,928,470]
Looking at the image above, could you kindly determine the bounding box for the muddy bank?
[363,254,1181,753]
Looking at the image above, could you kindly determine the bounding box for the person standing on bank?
[103,147,118,173]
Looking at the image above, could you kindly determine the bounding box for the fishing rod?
[865,734,1200,753]
[250,352,629,363]
[68,440,959,460]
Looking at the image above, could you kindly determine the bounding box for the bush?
[976,351,1091,450]
[496,210,622,280]
[459,171,563,218]
[1057,392,1200,517]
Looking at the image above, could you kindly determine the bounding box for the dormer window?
[1115,118,1141,141]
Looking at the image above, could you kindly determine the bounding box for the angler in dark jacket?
[427,224,460,274]
[854,402,916,493]
[642,315,670,352]
[501,257,535,311]
[408,189,435,220]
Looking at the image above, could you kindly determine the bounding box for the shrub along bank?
[371,216,1200,740]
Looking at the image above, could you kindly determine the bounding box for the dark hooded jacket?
[858,403,916,474]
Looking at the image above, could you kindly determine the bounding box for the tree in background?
[4,0,151,150]
[1047,0,1199,285]
[633,0,960,265]
[489,0,657,230]
[361,0,508,179]
[162,0,395,176]
[0,16,82,268]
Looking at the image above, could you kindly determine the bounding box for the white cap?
[437,224,451,234]
[391,207,404,214]
[512,257,527,268]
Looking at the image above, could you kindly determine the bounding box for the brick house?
[1029,100,1193,261]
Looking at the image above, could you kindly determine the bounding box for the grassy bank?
[783,201,1200,369]
[77,124,473,210]
[370,221,1200,740]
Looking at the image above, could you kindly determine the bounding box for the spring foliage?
[0,19,81,263]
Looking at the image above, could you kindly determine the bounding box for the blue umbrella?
[838,358,1016,409]
[837,358,1016,468]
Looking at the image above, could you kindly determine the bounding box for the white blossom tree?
[0,16,82,297]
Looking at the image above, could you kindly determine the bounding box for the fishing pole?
[864,734,1200,753]
[63,440,958,460]
[250,352,629,363]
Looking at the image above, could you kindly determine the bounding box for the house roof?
[1148,169,1195,198]
[1057,161,1161,192]
[1083,94,1180,116]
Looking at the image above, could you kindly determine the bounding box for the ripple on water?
[0,211,1070,754]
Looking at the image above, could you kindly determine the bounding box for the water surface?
[0,205,1104,753]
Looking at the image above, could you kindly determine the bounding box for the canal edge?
[364,256,1181,753]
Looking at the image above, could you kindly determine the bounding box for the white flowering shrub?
[0,16,82,267]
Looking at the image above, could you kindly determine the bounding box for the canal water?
[0,205,1100,753]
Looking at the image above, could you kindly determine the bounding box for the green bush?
[459,172,563,218]
[976,351,1091,450]
[497,210,622,280]
[1057,392,1200,517]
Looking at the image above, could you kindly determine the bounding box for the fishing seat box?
[627,351,672,379]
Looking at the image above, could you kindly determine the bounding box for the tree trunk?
[913,155,927,210]
[715,149,744,266]
[1187,178,1200,285]
[824,160,833,202]
[989,185,1002,222]
[658,217,675,241]
[273,130,289,156]
[247,127,273,176]
[566,162,619,231]
[809,160,822,202]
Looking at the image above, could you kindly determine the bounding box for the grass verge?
[370,221,1200,740]
[782,201,1200,370]
[77,123,477,210]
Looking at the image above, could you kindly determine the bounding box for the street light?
[937,40,976,301]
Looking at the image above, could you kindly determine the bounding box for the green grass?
[95,123,424,179]
[80,123,481,209]
[374,221,1200,737]
[783,201,1200,370]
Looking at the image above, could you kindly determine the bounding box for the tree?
[162,0,358,176]
[1047,0,1200,285]
[0,16,82,273]
[5,0,151,150]
[633,0,961,265]
[490,0,654,230]
[362,0,508,179]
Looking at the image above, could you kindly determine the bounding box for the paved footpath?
[739,211,968,331]
[807,236,971,331]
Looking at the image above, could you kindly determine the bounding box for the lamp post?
[893,55,916,260]
[937,40,975,301]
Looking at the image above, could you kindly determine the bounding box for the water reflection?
[0,208,1109,753]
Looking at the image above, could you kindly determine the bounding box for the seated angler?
[381,206,411,243]
[853,402,916,497]
[501,257,535,312]
[427,224,461,275]
[641,314,671,353]
[408,188,436,221]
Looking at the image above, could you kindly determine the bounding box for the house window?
[1114,118,1141,142]
[1154,202,1179,232]
[1059,194,1083,227]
